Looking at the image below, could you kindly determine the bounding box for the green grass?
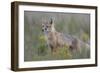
[32,35,90,61]
[33,35,72,61]
[24,12,90,61]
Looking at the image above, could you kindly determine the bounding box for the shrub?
[52,46,72,60]
[37,35,47,56]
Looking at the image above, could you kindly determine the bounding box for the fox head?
[42,18,55,33]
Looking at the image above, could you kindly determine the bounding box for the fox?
[41,18,89,53]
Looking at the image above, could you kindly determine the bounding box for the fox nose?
[42,29,44,32]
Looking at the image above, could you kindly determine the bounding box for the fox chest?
[46,33,57,47]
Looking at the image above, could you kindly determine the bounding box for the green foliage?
[33,35,72,60]
[81,32,89,42]
[53,47,72,59]
[37,35,47,56]
[33,46,72,61]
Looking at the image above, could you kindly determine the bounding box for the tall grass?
[32,35,90,61]
[24,11,90,61]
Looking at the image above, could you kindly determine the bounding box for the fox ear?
[50,18,53,24]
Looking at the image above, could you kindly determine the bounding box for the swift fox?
[41,18,89,53]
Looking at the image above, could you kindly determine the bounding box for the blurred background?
[24,11,90,61]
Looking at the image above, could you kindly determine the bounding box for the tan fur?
[42,18,79,53]
[47,31,67,52]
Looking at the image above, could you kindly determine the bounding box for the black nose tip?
[42,29,44,32]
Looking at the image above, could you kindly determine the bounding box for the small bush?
[52,46,72,60]
[37,35,47,56]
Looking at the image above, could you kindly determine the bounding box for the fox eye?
[42,25,44,27]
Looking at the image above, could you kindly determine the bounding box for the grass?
[24,12,90,61]
[32,35,90,61]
